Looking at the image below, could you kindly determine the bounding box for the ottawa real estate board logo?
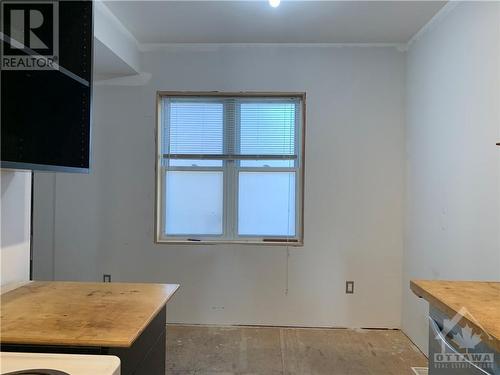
[432,307,495,373]
[1,1,59,70]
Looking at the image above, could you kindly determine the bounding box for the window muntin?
[157,93,304,244]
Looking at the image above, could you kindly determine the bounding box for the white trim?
[94,72,152,86]
[102,0,452,2]
[154,239,303,246]
[139,42,407,53]
[157,94,304,244]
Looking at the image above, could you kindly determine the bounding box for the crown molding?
[139,42,407,52]
[405,1,458,51]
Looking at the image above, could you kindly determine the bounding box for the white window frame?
[155,92,306,246]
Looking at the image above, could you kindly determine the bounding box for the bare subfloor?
[166,325,427,375]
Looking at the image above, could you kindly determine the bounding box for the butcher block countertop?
[0,281,179,348]
[410,280,500,352]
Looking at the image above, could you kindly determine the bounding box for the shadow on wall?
[1,170,29,248]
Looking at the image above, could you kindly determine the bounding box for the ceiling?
[104,1,446,44]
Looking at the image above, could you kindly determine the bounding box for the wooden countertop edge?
[124,283,180,347]
[0,283,180,348]
[410,280,500,353]
[0,337,136,348]
[410,280,468,321]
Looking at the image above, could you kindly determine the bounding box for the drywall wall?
[32,167,102,282]
[403,2,500,354]
[33,45,406,328]
[1,170,31,287]
[32,172,56,281]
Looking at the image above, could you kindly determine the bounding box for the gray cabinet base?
[428,306,499,375]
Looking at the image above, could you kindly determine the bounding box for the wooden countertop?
[0,281,179,348]
[410,280,500,352]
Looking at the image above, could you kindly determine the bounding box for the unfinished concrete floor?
[166,325,427,375]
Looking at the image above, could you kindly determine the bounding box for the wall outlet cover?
[346,281,354,294]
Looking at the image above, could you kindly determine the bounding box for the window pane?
[167,102,223,155]
[240,159,295,168]
[165,171,223,235]
[238,172,296,236]
[240,102,296,156]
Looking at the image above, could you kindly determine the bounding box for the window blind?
[163,97,300,162]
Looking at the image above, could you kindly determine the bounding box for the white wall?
[34,45,406,328]
[1,170,31,287]
[403,2,500,354]
[32,168,102,282]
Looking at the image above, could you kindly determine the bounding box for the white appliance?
[0,352,120,375]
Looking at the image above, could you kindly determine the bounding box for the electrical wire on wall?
[285,246,290,295]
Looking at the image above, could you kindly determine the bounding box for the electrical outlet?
[346,281,354,294]
[103,274,111,283]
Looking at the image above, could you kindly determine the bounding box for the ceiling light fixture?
[269,0,280,8]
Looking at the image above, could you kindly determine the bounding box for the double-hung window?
[156,92,305,245]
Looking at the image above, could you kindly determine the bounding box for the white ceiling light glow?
[269,0,280,8]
